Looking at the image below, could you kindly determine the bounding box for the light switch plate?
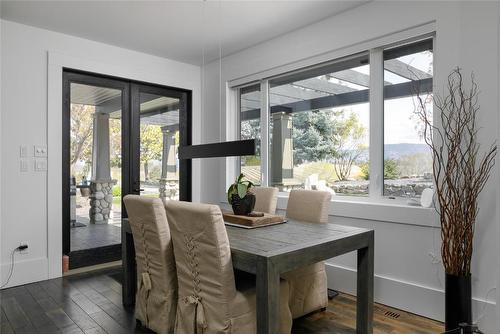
[20,159,28,172]
[20,145,28,158]
[34,145,47,157]
[34,158,47,171]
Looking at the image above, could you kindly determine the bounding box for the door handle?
[134,188,145,192]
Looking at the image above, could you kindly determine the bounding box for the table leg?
[256,258,280,334]
[356,232,374,334]
[122,229,136,307]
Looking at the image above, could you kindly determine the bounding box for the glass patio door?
[63,71,191,267]
[130,83,191,201]
[62,71,130,260]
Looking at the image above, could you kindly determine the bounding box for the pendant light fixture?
[178,0,256,160]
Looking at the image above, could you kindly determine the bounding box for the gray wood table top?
[226,219,369,257]
[122,218,374,334]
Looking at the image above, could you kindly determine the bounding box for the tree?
[140,124,163,181]
[292,109,367,181]
[332,113,366,181]
[383,158,400,180]
[359,159,403,181]
[70,104,94,174]
[292,109,338,164]
[109,118,122,168]
[241,119,261,165]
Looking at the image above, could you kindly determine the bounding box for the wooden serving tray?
[222,210,287,229]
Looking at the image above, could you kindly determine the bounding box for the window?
[240,84,261,185]
[268,55,370,196]
[383,39,433,198]
[236,36,434,204]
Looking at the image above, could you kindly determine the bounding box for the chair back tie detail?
[184,295,207,333]
[139,270,152,327]
[124,195,177,334]
[142,272,152,290]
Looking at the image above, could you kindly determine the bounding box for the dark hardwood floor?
[0,268,443,334]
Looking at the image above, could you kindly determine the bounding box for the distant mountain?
[384,143,430,159]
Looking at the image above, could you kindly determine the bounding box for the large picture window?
[268,55,370,196]
[383,40,433,198]
[240,84,261,185]
[237,36,433,204]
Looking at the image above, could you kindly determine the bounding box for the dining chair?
[123,195,177,334]
[283,189,332,319]
[164,200,293,334]
[251,186,279,214]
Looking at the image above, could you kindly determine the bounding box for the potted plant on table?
[227,173,255,215]
[415,68,497,333]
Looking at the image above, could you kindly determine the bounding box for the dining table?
[121,216,374,334]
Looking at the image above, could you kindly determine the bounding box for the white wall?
[496,2,500,331]
[203,1,499,332]
[0,20,201,287]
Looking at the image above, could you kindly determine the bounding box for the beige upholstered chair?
[251,186,279,214]
[283,190,332,319]
[123,195,177,334]
[164,200,292,334]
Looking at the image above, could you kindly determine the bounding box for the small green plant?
[227,173,254,203]
[112,185,122,198]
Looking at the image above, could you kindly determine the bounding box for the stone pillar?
[159,125,178,199]
[89,180,116,224]
[271,112,294,186]
[91,113,111,181]
[89,112,116,224]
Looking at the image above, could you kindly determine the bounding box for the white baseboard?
[325,263,496,325]
[0,257,48,289]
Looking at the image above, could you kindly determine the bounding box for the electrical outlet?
[18,242,29,254]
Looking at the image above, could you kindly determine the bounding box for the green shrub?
[112,185,122,197]
[384,159,401,180]
[359,162,369,180]
[359,160,401,180]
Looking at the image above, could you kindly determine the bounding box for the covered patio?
[69,83,181,252]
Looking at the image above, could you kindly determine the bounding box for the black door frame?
[130,82,192,201]
[62,69,192,263]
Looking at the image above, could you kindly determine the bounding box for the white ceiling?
[0,0,369,65]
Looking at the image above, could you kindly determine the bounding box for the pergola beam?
[328,69,392,87]
[270,84,325,102]
[293,77,356,95]
[384,59,432,81]
[241,78,432,121]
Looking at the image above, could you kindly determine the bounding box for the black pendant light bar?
[178,139,256,159]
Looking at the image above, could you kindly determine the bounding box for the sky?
[241,50,433,146]
[345,50,433,145]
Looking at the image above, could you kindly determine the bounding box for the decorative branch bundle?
[414,68,497,276]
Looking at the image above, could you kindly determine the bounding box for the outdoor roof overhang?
[70,83,181,127]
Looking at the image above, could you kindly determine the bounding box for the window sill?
[221,193,439,228]
[275,194,439,228]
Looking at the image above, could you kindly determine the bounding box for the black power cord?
[0,245,28,289]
